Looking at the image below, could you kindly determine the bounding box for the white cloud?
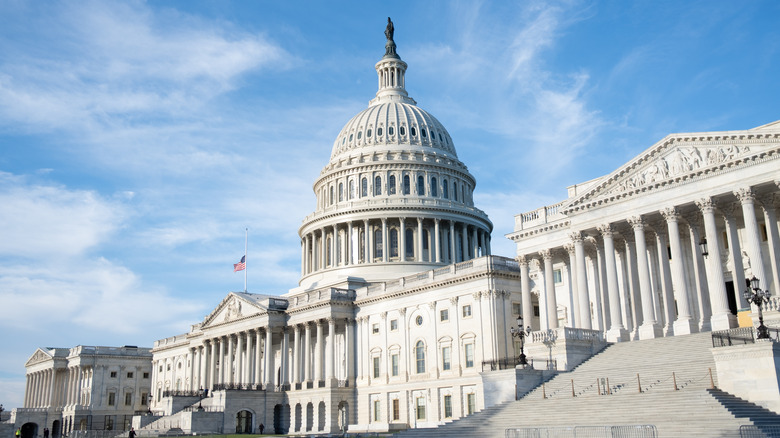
[0,172,125,258]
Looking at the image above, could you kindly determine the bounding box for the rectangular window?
[372,323,380,334]
[104,416,114,431]
[392,399,400,421]
[553,269,563,284]
[110,371,117,378]
[416,397,426,420]
[512,302,522,315]
[124,393,132,406]
[462,305,472,318]
[467,393,476,415]
[442,346,451,371]
[108,392,116,406]
[140,393,148,406]
[373,356,380,378]
[373,400,381,421]
[534,305,540,317]
[391,354,399,376]
[127,372,133,379]
[143,372,150,379]
[390,319,398,331]
[440,309,449,322]
[443,395,452,418]
[465,343,474,368]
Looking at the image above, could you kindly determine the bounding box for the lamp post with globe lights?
[510,316,531,366]
[744,276,772,340]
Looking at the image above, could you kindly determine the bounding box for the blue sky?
[1,0,778,409]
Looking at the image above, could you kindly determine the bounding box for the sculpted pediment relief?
[201,293,264,329]
[565,124,780,212]
[25,348,53,366]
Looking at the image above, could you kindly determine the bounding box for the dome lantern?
[370,18,416,106]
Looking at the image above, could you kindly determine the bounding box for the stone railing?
[301,197,490,224]
[527,327,605,345]
[514,201,567,231]
[711,326,780,347]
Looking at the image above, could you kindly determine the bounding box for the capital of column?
[734,187,755,204]
[627,215,645,230]
[399,307,407,315]
[758,193,779,211]
[563,242,575,257]
[472,291,482,300]
[428,301,436,310]
[380,312,387,320]
[516,254,529,266]
[598,223,614,238]
[449,296,458,306]
[695,196,717,214]
[661,207,680,222]
[539,248,552,261]
[569,231,584,243]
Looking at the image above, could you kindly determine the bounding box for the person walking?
[128,428,136,438]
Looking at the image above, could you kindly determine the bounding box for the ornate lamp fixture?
[699,238,708,258]
[743,276,772,339]
[510,316,532,365]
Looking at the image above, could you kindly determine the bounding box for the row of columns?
[25,367,92,409]
[519,186,779,342]
[185,319,357,392]
[301,218,491,275]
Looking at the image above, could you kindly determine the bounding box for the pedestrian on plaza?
[258,423,264,434]
[128,428,136,438]
[44,428,49,438]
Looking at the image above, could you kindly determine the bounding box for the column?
[281,327,290,386]
[381,218,388,262]
[759,193,780,295]
[304,322,312,382]
[226,335,235,384]
[599,224,628,341]
[628,217,662,339]
[316,320,325,381]
[320,227,327,268]
[723,206,749,308]
[651,224,676,336]
[736,188,768,288]
[414,217,422,261]
[189,347,197,390]
[563,243,578,328]
[434,219,442,263]
[586,249,605,331]
[518,256,534,330]
[400,217,407,262]
[662,207,697,334]
[450,221,456,263]
[472,226,479,259]
[264,328,274,386]
[685,214,711,331]
[346,318,355,381]
[332,224,338,266]
[572,232,592,329]
[235,333,244,385]
[254,331,262,387]
[540,249,558,329]
[346,221,353,265]
[293,325,301,386]
[327,318,336,381]
[696,197,736,330]
[461,224,469,262]
[363,220,370,263]
[218,336,226,384]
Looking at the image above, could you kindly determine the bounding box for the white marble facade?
[16,346,152,436]
[507,120,780,343]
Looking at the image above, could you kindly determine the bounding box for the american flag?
[233,255,246,272]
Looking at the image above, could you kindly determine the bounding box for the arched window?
[400,126,406,136]
[411,126,417,137]
[339,183,344,202]
[462,186,465,203]
[374,228,383,259]
[374,176,382,196]
[377,127,383,137]
[361,178,368,197]
[388,126,395,136]
[403,175,411,195]
[388,175,397,195]
[405,228,414,258]
[415,341,425,374]
[349,180,355,199]
[417,175,425,196]
[453,182,458,201]
[431,177,438,197]
[390,229,399,258]
[421,128,427,138]
[443,179,448,199]
[329,186,334,205]
[326,237,332,266]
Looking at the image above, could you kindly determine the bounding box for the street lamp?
[699,238,708,258]
[510,316,531,366]
[0,403,4,422]
[744,276,772,340]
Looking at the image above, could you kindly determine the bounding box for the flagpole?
[244,228,248,293]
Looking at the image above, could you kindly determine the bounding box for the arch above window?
[415,340,425,374]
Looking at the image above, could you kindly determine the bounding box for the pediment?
[201,292,266,328]
[25,348,53,367]
[564,122,780,213]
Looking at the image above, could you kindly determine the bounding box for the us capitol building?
[9,20,780,437]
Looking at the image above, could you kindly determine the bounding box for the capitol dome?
[298,24,492,288]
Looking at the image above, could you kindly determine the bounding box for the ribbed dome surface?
[329,101,457,161]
